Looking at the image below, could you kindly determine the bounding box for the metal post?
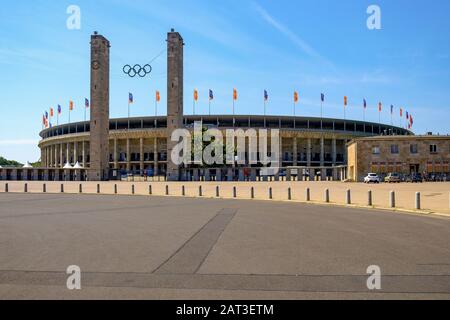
[415,192,421,210]
[216,186,220,197]
[166,185,169,196]
[24,183,28,193]
[43,183,46,193]
[346,189,351,205]
[97,184,100,194]
[233,186,237,198]
[5,183,8,193]
[79,184,83,193]
[149,185,152,195]
[132,185,135,195]
[288,187,292,200]
[269,187,273,200]
[199,186,203,197]
[368,190,373,206]
[61,184,64,193]
[306,188,310,202]
[325,189,330,203]
[390,191,396,208]
[182,185,186,196]
[251,187,255,199]
[114,184,118,194]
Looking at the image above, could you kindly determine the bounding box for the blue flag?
[209,89,214,100]
[321,93,325,102]
[129,93,133,104]
[264,90,268,101]
[364,99,367,109]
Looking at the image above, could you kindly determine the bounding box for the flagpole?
[193,100,196,115]
[209,100,211,116]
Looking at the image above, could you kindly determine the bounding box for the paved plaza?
[0,193,449,299]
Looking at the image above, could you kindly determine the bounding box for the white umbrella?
[63,162,73,169]
[73,162,83,169]
[23,162,33,168]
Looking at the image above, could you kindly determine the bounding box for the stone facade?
[347,135,450,182]
[88,32,110,181]
[166,29,184,181]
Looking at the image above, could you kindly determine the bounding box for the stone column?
[307,138,312,167]
[126,138,130,172]
[74,142,78,164]
[153,137,159,175]
[293,137,298,166]
[332,138,337,166]
[113,138,118,169]
[140,137,144,174]
[320,137,325,167]
[60,143,64,167]
[54,145,58,167]
[66,143,70,165]
[82,141,86,168]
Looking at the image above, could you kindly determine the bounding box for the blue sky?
[1,0,449,162]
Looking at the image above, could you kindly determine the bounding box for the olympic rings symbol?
[123,64,152,78]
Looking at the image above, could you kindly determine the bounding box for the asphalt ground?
[0,193,449,300]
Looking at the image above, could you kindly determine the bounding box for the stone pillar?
[60,143,64,167]
[54,145,58,167]
[153,137,159,175]
[126,138,130,172]
[113,138,118,169]
[139,137,144,175]
[82,141,86,168]
[216,169,222,182]
[227,168,233,182]
[66,143,70,165]
[88,32,110,181]
[307,138,312,167]
[74,142,78,164]
[293,137,298,166]
[320,137,325,167]
[332,138,337,166]
[166,29,184,181]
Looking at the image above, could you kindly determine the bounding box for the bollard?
[149,185,152,195]
[216,186,220,197]
[324,189,330,203]
[182,185,186,196]
[306,188,311,202]
[346,189,351,205]
[199,186,203,197]
[368,190,373,206]
[114,184,118,194]
[24,183,28,193]
[166,185,169,196]
[233,186,237,198]
[61,184,64,193]
[97,184,100,194]
[269,187,273,200]
[288,187,292,200]
[415,192,421,210]
[251,187,255,199]
[43,183,46,193]
[390,191,396,208]
[5,183,8,193]
[79,184,83,193]
[132,184,135,195]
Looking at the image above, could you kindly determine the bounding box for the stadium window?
[410,144,418,154]
[430,144,438,154]
[372,147,380,155]
[391,145,399,154]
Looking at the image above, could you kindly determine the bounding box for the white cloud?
[0,139,38,146]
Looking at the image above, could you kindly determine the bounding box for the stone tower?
[88,32,110,181]
[166,29,184,181]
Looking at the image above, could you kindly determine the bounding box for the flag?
[209,89,214,101]
[42,114,46,125]
[363,99,367,109]
[58,104,62,115]
[85,98,90,108]
[390,105,394,114]
[378,102,382,112]
[406,111,409,120]
[156,91,161,103]
[69,100,74,111]
[294,91,299,103]
[321,93,325,102]
[45,111,48,119]
[410,115,413,125]
[194,89,198,101]
[400,108,403,117]
[129,93,133,104]
[50,108,54,117]
[344,96,348,106]
[233,88,238,101]
[264,90,268,101]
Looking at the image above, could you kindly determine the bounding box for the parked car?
[364,173,380,183]
[406,173,423,183]
[385,173,401,183]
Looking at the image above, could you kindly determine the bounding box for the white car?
[364,173,380,183]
